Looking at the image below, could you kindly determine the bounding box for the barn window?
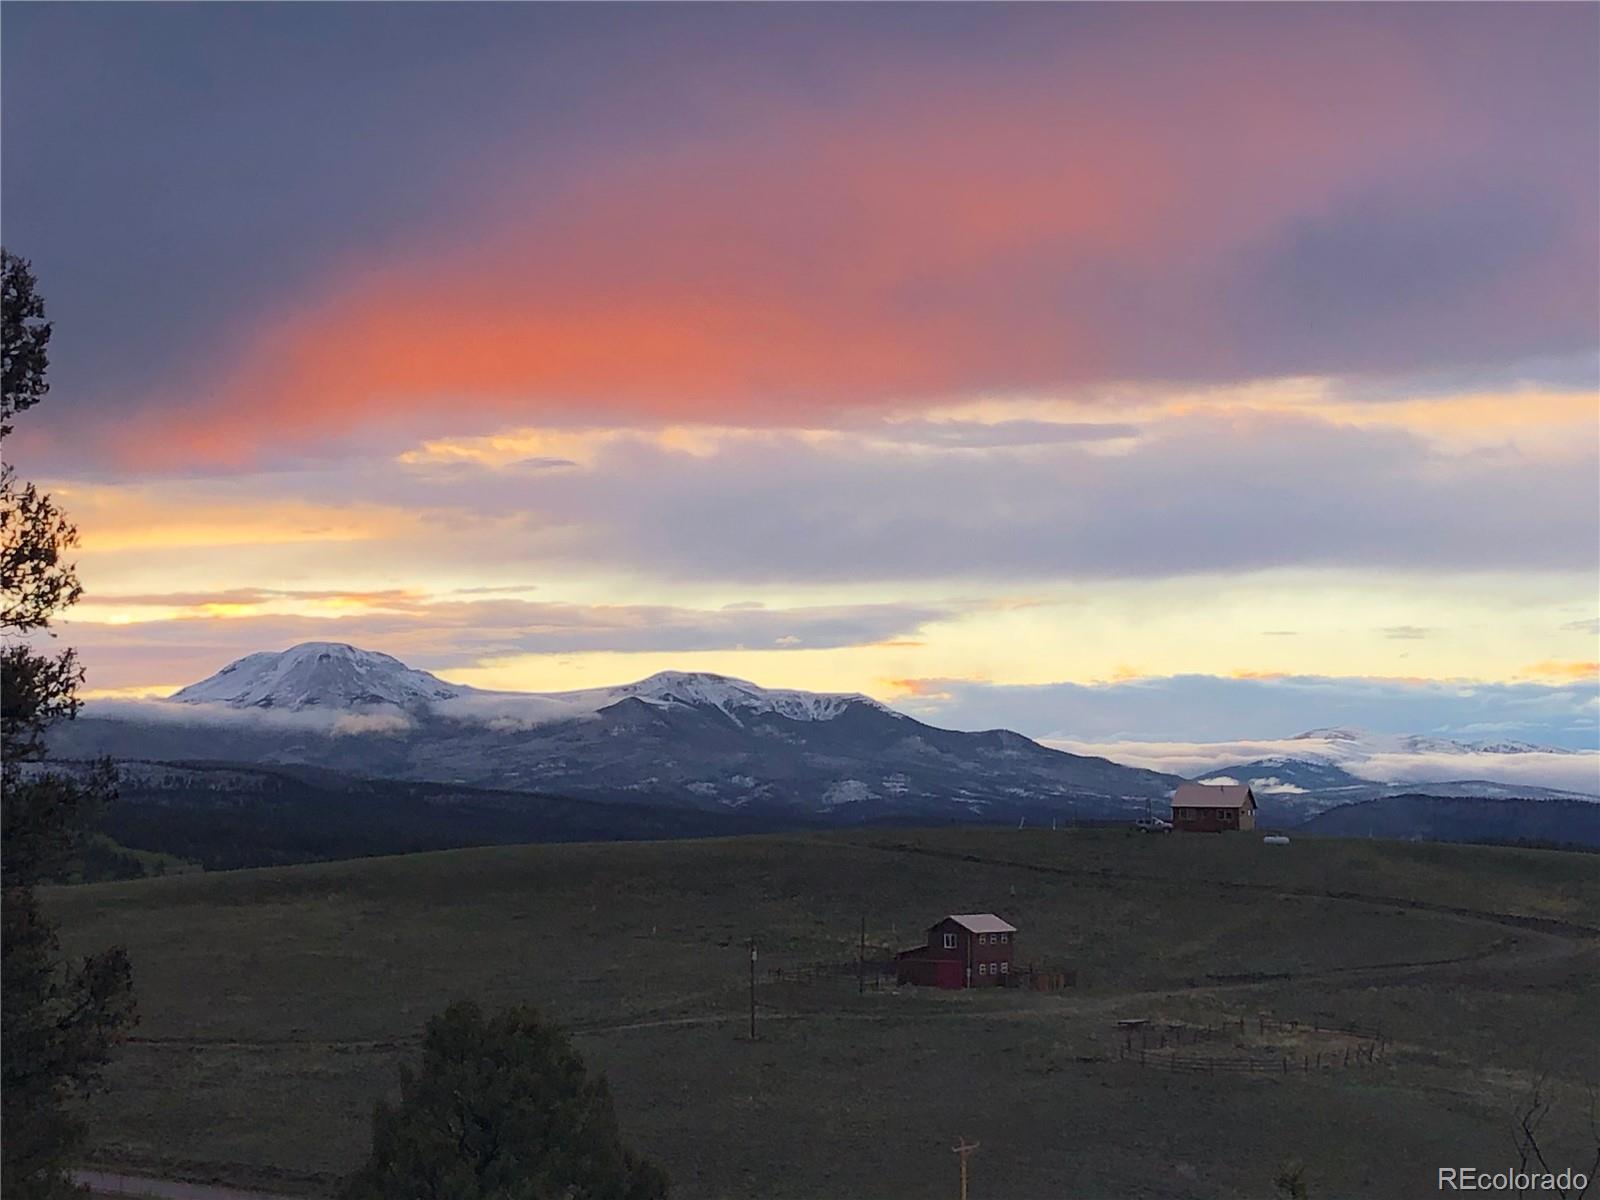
[943,932,957,950]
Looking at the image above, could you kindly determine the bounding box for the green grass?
[44,828,1600,1199]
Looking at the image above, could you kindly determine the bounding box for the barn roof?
[945,913,1018,934]
[1172,782,1256,809]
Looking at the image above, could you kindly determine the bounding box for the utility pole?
[859,915,866,995]
[748,937,757,1041]
[953,1137,979,1200]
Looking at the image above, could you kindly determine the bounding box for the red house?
[895,914,1017,989]
[1171,782,1257,832]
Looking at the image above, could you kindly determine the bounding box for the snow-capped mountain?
[50,648,1595,835]
[1203,726,1596,820]
[172,643,469,710]
[171,646,890,726]
[1287,727,1575,758]
[55,644,1183,822]
[536,670,896,725]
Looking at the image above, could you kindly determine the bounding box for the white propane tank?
[1262,835,1291,845]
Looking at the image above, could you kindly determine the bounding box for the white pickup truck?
[1134,816,1172,833]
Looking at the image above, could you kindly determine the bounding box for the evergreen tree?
[1,250,137,1198]
[2,249,53,440]
[343,1001,669,1200]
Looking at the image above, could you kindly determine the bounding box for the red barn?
[1171,782,1257,832]
[895,914,1017,989]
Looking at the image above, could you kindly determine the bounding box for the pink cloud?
[95,9,1596,470]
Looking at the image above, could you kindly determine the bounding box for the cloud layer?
[5,5,1594,470]
[894,673,1600,753]
[61,596,951,690]
[1060,736,1599,797]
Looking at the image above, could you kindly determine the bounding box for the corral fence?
[1118,1042,1386,1074]
[766,947,899,989]
[1117,1012,1388,1075]
[764,955,1077,992]
[1121,1014,1383,1051]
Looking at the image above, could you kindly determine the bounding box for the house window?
[1000,933,1008,943]
[978,962,987,975]
[943,932,957,950]
[978,934,987,945]
[1000,961,1009,974]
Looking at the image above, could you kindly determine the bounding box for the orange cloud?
[1519,659,1600,682]
[104,21,1464,469]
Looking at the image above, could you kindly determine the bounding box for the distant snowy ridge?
[1290,727,1574,757]
[1050,727,1598,800]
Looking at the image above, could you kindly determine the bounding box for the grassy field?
[45,828,1600,1199]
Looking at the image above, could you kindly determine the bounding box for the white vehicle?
[1134,816,1172,833]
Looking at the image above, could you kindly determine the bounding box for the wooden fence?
[1122,1014,1383,1052]
[1119,1041,1385,1074]
[1118,1011,1387,1075]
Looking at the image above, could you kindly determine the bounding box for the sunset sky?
[4,4,1597,752]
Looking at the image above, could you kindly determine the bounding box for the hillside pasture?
[45,828,1600,1199]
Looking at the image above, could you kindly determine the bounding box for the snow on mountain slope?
[1049,728,1597,798]
[171,643,470,710]
[1291,728,1575,758]
[537,670,895,725]
[169,646,889,725]
[64,644,1183,822]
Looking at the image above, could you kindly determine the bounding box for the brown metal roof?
[1172,782,1256,809]
[945,913,1018,934]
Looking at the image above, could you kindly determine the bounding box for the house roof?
[1172,782,1256,809]
[944,913,1018,934]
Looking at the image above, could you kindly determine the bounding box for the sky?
[4,3,1598,758]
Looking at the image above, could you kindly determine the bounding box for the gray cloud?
[62,597,953,689]
[382,411,1599,584]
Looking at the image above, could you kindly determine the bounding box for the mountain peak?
[171,642,467,711]
[167,646,892,724]
[563,669,893,724]
[1291,726,1367,743]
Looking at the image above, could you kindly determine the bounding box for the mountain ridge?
[56,644,1596,831]
[59,643,1184,822]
